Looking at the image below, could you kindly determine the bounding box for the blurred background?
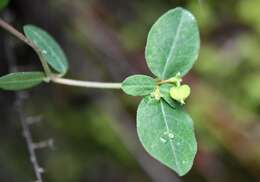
[1,0,260,181]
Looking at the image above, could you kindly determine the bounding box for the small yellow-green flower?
[170,84,191,104]
[152,86,161,100]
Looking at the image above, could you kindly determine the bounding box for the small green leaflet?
[145,7,200,79]
[122,75,156,96]
[0,72,45,90]
[137,97,197,176]
[23,25,69,75]
[0,0,9,10]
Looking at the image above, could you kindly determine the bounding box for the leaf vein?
[31,30,65,71]
[160,101,181,172]
[162,12,184,79]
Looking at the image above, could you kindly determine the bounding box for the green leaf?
[137,97,197,176]
[122,75,156,96]
[159,83,178,108]
[0,72,45,90]
[0,0,9,10]
[23,25,69,75]
[145,7,200,79]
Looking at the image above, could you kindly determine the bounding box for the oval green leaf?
[23,25,68,75]
[145,7,200,79]
[0,72,45,90]
[137,97,197,176]
[122,75,156,96]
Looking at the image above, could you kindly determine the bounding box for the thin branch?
[16,98,44,182]
[27,116,43,125]
[0,18,52,77]
[3,21,44,181]
[33,139,54,150]
[0,18,34,47]
[51,77,122,89]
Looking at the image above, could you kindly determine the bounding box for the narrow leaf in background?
[0,72,45,90]
[137,97,197,176]
[23,25,69,75]
[145,7,200,79]
[122,75,156,96]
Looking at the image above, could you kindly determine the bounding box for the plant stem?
[0,18,52,77]
[0,18,34,47]
[16,96,44,182]
[157,80,171,85]
[4,27,44,182]
[157,78,182,86]
[0,18,123,90]
[51,77,122,89]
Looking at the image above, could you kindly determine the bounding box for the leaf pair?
[122,7,200,176]
[0,24,68,90]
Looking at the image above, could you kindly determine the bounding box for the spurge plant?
[0,7,200,176]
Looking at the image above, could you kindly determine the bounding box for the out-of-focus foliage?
[1,0,260,182]
[0,0,9,10]
[237,0,260,33]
